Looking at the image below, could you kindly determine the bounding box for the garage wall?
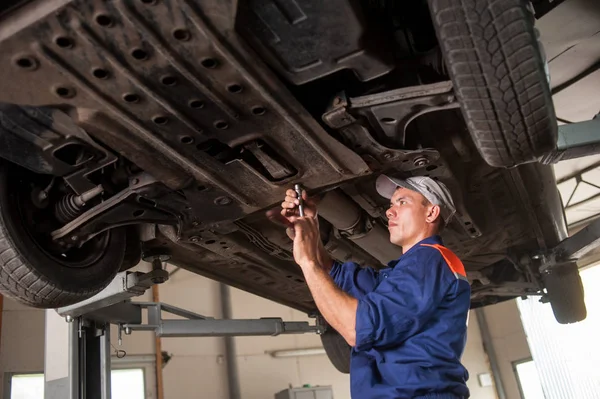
[158,268,229,399]
[0,297,45,395]
[229,285,351,399]
[161,269,499,399]
[462,311,498,399]
[0,266,520,399]
[482,300,532,399]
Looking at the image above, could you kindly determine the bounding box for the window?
[517,263,600,398]
[8,373,44,399]
[513,359,545,399]
[110,368,145,399]
[6,369,145,399]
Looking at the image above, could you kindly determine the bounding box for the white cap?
[376,175,456,225]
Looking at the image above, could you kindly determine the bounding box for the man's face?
[386,187,434,247]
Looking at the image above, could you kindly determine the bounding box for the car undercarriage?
[0,0,588,333]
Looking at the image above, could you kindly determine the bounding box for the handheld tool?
[294,184,305,217]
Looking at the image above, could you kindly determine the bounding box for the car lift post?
[45,265,324,399]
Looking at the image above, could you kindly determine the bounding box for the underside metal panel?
[236,0,395,84]
[0,0,574,315]
[0,0,370,223]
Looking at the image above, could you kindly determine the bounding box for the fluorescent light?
[269,348,326,358]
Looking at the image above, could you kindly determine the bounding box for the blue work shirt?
[330,235,471,399]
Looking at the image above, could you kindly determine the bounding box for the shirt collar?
[386,235,443,268]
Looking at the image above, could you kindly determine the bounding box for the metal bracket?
[0,104,119,195]
[321,91,441,171]
[535,217,600,273]
[346,81,459,148]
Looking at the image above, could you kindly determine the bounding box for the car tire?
[428,0,557,167]
[321,328,351,374]
[543,263,587,324]
[119,226,142,272]
[0,163,127,308]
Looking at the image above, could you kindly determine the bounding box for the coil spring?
[55,195,84,224]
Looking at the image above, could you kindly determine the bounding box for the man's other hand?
[292,217,321,269]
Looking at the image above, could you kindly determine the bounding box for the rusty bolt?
[413,157,429,167]
[190,236,200,243]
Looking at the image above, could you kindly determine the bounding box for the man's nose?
[386,208,395,219]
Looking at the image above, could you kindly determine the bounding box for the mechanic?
[270,175,471,399]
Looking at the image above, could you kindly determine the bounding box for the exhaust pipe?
[319,190,402,265]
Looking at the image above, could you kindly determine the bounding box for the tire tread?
[429,0,557,167]
[0,220,96,307]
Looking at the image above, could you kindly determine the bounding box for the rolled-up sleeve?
[330,261,378,300]
[354,249,451,351]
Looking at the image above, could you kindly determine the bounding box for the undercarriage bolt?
[413,157,429,167]
[214,196,232,206]
[65,315,73,323]
[71,235,78,241]
[125,327,132,335]
[190,236,200,243]
[383,152,392,160]
[151,276,168,284]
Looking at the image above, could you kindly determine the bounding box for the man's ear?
[426,204,441,224]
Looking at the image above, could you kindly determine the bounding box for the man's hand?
[292,217,321,269]
[266,188,319,239]
[280,188,318,221]
[265,186,333,272]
